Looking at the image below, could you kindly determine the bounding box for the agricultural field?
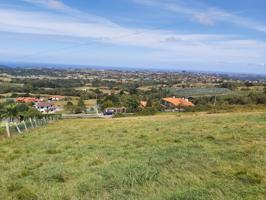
[75,86,119,95]
[53,99,96,108]
[0,112,265,199]
[237,86,265,92]
[169,87,233,97]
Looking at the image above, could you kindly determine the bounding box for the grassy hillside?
[0,112,265,199]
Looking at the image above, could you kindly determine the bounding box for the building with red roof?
[161,97,194,109]
[140,101,148,108]
[16,97,40,103]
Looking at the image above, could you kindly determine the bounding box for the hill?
[0,112,265,199]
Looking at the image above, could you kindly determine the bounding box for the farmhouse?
[48,95,65,101]
[16,97,41,103]
[35,102,55,113]
[161,97,194,109]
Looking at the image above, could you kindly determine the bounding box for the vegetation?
[13,78,86,89]
[0,102,41,121]
[168,87,232,97]
[0,112,265,199]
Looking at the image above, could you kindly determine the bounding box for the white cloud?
[21,0,115,25]
[0,8,265,64]
[0,8,228,47]
[22,0,73,12]
[0,2,265,69]
[134,0,266,33]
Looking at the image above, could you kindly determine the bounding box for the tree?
[104,94,120,106]
[16,103,29,113]
[101,100,114,110]
[146,98,153,108]
[64,101,75,113]
[0,104,18,121]
[124,95,139,113]
[74,106,84,114]
[76,98,86,113]
[21,108,42,119]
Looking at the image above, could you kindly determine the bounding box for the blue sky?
[0,0,266,74]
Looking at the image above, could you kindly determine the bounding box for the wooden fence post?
[23,121,28,132]
[29,118,34,128]
[33,118,38,127]
[6,122,10,138]
[15,123,22,134]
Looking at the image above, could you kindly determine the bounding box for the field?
[0,112,265,199]
[169,87,233,97]
[53,99,97,108]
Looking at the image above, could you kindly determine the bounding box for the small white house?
[35,102,56,113]
[48,96,65,101]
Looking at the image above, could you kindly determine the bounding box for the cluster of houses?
[104,97,194,115]
[15,96,65,114]
[15,95,194,115]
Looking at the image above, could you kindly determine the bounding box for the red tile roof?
[140,101,147,107]
[162,98,194,107]
[16,97,40,103]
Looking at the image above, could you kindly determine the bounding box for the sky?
[0,0,266,74]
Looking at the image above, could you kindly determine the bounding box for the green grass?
[0,112,266,199]
[168,87,233,97]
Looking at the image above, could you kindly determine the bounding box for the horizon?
[0,0,266,74]
[2,61,266,77]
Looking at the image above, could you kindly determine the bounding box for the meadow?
[0,112,265,199]
[169,87,233,97]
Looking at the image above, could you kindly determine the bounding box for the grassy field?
[0,112,265,199]
[169,87,233,97]
[53,99,96,107]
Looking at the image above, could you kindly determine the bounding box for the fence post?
[23,121,28,132]
[33,118,38,127]
[29,118,34,128]
[6,122,10,138]
[41,119,45,126]
[15,123,22,134]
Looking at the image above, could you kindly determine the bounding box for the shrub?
[137,107,157,116]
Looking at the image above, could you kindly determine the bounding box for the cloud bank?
[134,0,266,33]
[0,0,264,71]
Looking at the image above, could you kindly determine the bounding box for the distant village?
[15,96,65,114]
[14,95,195,116]
[1,66,266,121]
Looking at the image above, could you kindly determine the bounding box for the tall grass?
[0,112,265,199]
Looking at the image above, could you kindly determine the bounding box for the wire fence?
[3,114,62,138]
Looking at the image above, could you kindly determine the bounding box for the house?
[48,95,65,101]
[139,101,147,108]
[35,102,56,113]
[16,97,41,103]
[104,107,126,115]
[161,97,194,109]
